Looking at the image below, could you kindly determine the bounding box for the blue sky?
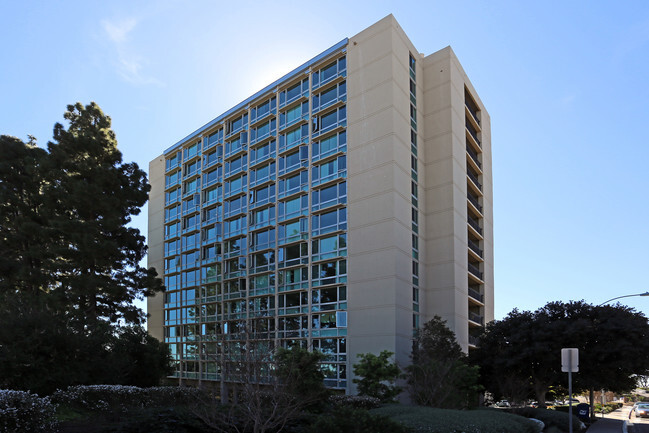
[2,1,648,320]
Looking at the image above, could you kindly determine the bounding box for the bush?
[511,407,585,432]
[52,384,205,414]
[328,394,381,409]
[52,384,148,413]
[372,405,541,433]
[107,406,211,433]
[0,389,58,433]
[308,406,409,433]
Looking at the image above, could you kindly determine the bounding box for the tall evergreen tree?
[45,102,163,327]
[0,135,51,299]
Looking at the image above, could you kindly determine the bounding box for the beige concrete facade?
[146,14,493,393]
[147,155,166,342]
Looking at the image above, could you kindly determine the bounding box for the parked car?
[635,403,649,418]
[495,400,511,408]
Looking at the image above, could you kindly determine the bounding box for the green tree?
[0,102,167,392]
[353,350,402,402]
[275,346,327,403]
[45,102,163,328]
[472,301,649,408]
[407,316,481,408]
[0,135,51,299]
[108,326,173,387]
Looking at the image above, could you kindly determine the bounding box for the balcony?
[466,144,482,171]
[467,170,482,191]
[467,215,483,237]
[468,335,479,347]
[468,263,483,281]
[466,121,481,148]
[469,312,484,326]
[467,193,483,214]
[468,239,483,259]
[468,287,484,303]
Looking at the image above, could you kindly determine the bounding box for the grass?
[371,405,540,433]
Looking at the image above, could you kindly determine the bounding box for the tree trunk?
[590,388,595,419]
[534,383,548,409]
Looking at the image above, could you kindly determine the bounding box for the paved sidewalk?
[586,406,631,433]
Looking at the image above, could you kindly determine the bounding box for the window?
[165,188,180,205]
[312,131,346,162]
[279,79,308,106]
[225,174,247,197]
[165,222,180,239]
[280,101,308,129]
[203,206,219,224]
[207,129,223,148]
[312,156,346,185]
[250,184,276,208]
[312,208,346,236]
[183,178,199,195]
[165,170,181,188]
[279,147,306,175]
[166,152,180,171]
[278,170,308,198]
[278,194,308,221]
[251,206,275,228]
[313,106,346,135]
[225,237,246,256]
[182,213,200,231]
[165,204,180,222]
[278,242,308,267]
[409,53,416,79]
[251,118,276,143]
[227,113,248,136]
[251,97,276,123]
[250,139,276,165]
[250,162,275,186]
[251,251,275,270]
[224,215,247,237]
[312,234,346,261]
[280,124,308,152]
[279,218,308,244]
[184,160,200,177]
[312,259,347,286]
[202,225,221,243]
[312,286,346,304]
[250,228,275,252]
[203,166,222,187]
[181,233,200,251]
[313,81,346,112]
[203,185,222,205]
[202,244,220,262]
[278,267,308,290]
[313,57,346,88]
[184,142,199,160]
[224,195,247,218]
[224,154,247,177]
[312,182,346,211]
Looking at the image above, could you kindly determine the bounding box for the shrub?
[328,394,381,409]
[52,384,205,414]
[308,406,409,433]
[372,405,541,433]
[511,407,585,432]
[52,384,148,413]
[0,389,58,433]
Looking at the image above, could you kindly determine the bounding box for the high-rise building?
[147,14,493,392]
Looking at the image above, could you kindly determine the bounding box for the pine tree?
[45,102,163,328]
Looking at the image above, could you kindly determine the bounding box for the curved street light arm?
[598,291,649,306]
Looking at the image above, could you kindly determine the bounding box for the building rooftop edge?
[163,37,349,156]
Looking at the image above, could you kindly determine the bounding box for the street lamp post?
[598,292,649,306]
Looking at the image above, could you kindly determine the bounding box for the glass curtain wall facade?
[161,43,349,388]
